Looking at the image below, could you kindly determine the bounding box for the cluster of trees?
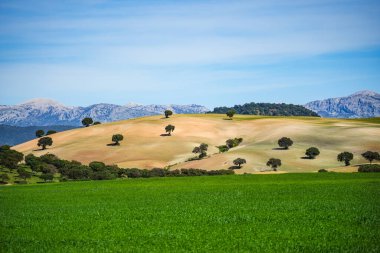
[210,102,320,117]
[217,138,243,153]
[0,145,30,184]
[336,150,380,166]
[34,129,55,150]
[81,117,101,127]
[25,154,120,181]
[122,168,234,178]
[230,157,282,171]
[0,147,235,184]
[35,129,57,138]
[0,145,24,170]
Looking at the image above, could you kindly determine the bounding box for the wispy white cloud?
[1,0,379,65]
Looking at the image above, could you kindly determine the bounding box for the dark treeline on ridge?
[209,102,320,117]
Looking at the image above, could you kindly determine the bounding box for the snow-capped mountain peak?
[0,99,209,126]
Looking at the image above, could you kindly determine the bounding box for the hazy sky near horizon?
[0,0,379,108]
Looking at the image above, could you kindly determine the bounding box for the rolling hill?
[13,114,380,173]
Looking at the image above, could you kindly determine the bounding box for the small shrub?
[217,145,229,153]
[186,156,201,162]
[318,169,328,173]
[35,129,45,138]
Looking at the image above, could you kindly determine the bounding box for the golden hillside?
[13,114,380,173]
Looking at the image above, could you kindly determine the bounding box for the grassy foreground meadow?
[1,173,379,252]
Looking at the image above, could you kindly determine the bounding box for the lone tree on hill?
[233,158,246,168]
[112,134,124,145]
[226,109,236,119]
[164,110,173,118]
[278,137,293,149]
[267,158,282,171]
[46,130,57,135]
[305,147,320,159]
[82,117,93,127]
[165,124,175,136]
[337,151,353,166]
[38,137,53,150]
[35,130,45,138]
[192,143,208,159]
[361,151,380,164]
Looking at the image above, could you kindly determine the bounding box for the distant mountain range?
[0,99,209,127]
[0,90,378,131]
[305,90,380,118]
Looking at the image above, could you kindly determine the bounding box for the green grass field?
[1,174,380,252]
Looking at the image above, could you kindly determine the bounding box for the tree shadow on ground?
[228,166,241,170]
[33,148,46,151]
[160,133,171,137]
[272,147,287,150]
[301,156,313,159]
[106,143,120,146]
[223,118,233,120]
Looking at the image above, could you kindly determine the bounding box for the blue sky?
[0,0,379,108]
